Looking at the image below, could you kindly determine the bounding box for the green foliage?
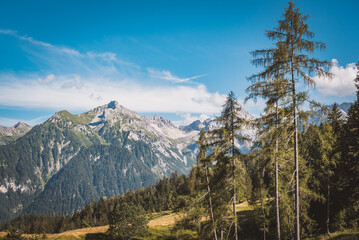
[0,103,194,222]
[145,225,199,240]
[331,63,359,231]
[174,92,252,240]
[106,201,148,240]
[1,172,192,234]
[247,1,333,239]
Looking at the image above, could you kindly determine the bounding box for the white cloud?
[61,75,84,89]
[240,98,266,118]
[0,115,50,127]
[38,74,55,84]
[0,29,80,56]
[314,59,357,97]
[147,68,207,83]
[0,74,226,114]
[172,113,212,126]
[0,29,226,122]
[0,29,135,76]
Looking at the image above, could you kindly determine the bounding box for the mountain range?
[0,101,351,221]
[0,101,255,221]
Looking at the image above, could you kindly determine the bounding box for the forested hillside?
[0,99,256,222]
[0,171,191,233]
[0,101,201,221]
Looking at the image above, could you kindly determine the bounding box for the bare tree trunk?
[292,75,300,240]
[290,31,300,238]
[205,164,218,240]
[233,154,238,240]
[231,104,238,240]
[261,195,266,240]
[326,176,331,236]
[275,101,281,240]
[261,170,266,240]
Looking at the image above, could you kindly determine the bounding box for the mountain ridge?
[2,100,349,221]
[1,101,255,221]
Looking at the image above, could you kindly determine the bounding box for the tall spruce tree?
[209,91,250,240]
[327,103,344,234]
[197,129,218,240]
[248,72,291,240]
[341,63,359,223]
[328,104,344,135]
[248,2,332,238]
[300,122,337,235]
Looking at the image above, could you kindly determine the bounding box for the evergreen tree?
[209,91,251,240]
[301,123,337,235]
[328,104,344,135]
[197,129,218,240]
[248,2,332,238]
[106,201,148,240]
[327,103,344,234]
[248,71,292,239]
[336,62,359,229]
[345,62,359,201]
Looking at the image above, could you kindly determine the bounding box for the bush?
[106,201,148,240]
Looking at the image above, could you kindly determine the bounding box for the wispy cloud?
[38,74,55,84]
[0,115,51,127]
[0,29,80,56]
[147,68,207,83]
[0,29,225,117]
[172,113,212,126]
[0,75,226,114]
[0,29,135,77]
[314,59,357,97]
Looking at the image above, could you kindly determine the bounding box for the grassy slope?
[0,202,357,239]
[0,211,196,240]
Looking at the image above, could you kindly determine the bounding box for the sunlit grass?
[306,230,359,240]
[1,204,356,240]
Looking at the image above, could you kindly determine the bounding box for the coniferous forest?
[1,2,359,240]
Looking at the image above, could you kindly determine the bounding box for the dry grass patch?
[148,212,182,227]
[48,225,108,239]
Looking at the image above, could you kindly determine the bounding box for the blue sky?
[0,0,358,127]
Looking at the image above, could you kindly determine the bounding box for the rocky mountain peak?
[0,122,32,135]
[179,120,204,133]
[89,101,140,125]
[107,100,119,109]
[13,121,30,129]
[12,122,32,134]
[152,115,175,128]
[0,122,32,145]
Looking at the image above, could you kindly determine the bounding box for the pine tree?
[345,63,359,197]
[338,62,359,228]
[248,70,292,239]
[328,104,344,135]
[107,201,148,240]
[197,129,218,240]
[209,91,250,240]
[327,103,344,235]
[248,2,332,238]
[301,122,337,235]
